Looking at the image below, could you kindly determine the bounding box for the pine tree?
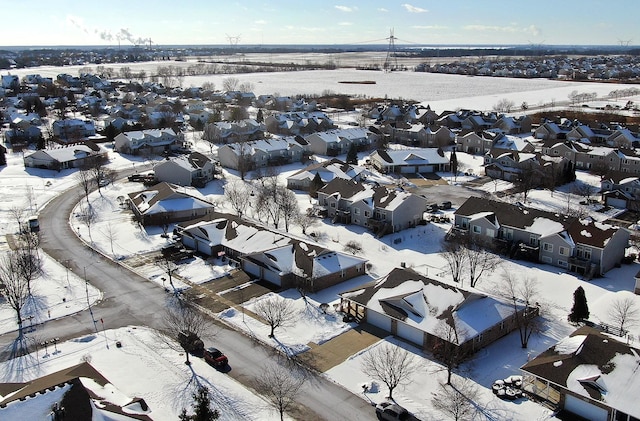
[568,286,589,323]
[309,172,324,198]
[450,149,458,177]
[178,386,219,421]
[346,142,358,164]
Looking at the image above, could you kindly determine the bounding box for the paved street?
[0,172,374,420]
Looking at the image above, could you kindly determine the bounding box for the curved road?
[0,174,373,420]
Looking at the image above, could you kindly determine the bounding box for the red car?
[203,347,228,368]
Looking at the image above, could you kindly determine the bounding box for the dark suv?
[375,401,419,421]
[203,347,228,368]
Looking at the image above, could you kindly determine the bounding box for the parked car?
[375,401,419,421]
[203,347,228,368]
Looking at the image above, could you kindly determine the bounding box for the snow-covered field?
[2,66,640,419]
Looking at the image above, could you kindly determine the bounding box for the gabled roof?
[127,182,214,216]
[372,148,449,166]
[567,218,621,249]
[179,214,366,279]
[0,362,152,420]
[340,267,516,343]
[522,326,640,418]
[319,179,425,211]
[455,197,573,234]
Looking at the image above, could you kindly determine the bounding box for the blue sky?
[4,1,639,47]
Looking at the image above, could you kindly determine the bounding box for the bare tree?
[360,343,419,400]
[572,182,596,204]
[254,363,305,421]
[0,253,30,337]
[224,181,251,217]
[253,295,297,338]
[277,187,299,232]
[431,378,479,421]
[296,210,319,235]
[156,254,179,294]
[492,98,515,113]
[161,298,210,365]
[514,163,542,203]
[607,296,639,335]
[75,168,93,208]
[100,223,118,257]
[500,272,541,348]
[12,232,43,296]
[464,240,501,288]
[432,319,469,385]
[343,240,363,255]
[441,240,467,285]
[222,77,239,92]
[8,206,26,233]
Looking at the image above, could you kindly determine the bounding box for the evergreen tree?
[309,172,324,198]
[346,142,358,164]
[178,386,219,421]
[450,149,458,178]
[105,123,118,142]
[256,108,264,123]
[568,286,589,322]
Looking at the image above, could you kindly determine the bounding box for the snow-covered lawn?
[3,67,640,419]
[0,326,284,420]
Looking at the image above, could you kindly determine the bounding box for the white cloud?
[528,25,541,37]
[254,20,267,25]
[402,4,428,13]
[335,5,357,12]
[378,8,389,12]
[338,22,353,26]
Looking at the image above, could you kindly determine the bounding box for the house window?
[541,256,552,264]
[529,235,539,246]
[461,219,469,229]
[577,248,592,260]
[486,228,495,237]
[354,208,360,215]
[500,321,505,330]
[354,218,359,224]
[543,243,553,252]
[558,260,568,267]
[475,333,484,343]
[505,229,513,240]
[559,246,568,256]
[364,210,370,217]
[330,203,336,208]
[472,225,481,234]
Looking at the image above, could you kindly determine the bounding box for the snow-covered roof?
[340,267,518,343]
[522,326,640,419]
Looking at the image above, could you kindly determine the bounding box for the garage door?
[418,165,433,173]
[367,311,391,331]
[397,322,423,346]
[606,197,627,209]
[242,260,261,278]
[263,269,281,286]
[564,395,608,421]
[400,166,415,173]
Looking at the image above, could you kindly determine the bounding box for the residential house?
[484,151,569,184]
[177,214,367,292]
[316,178,429,235]
[540,140,590,163]
[490,134,536,154]
[154,152,217,187]
[286,158,367,191]
[23,141,108,171]
[368,148,449,174]
[203,119,265,144]
[461,112,498,132]
[452,197,629,276]
[0,362,152,420]
[339,267,531,355]
[416,104,440,125]
[456,130,497,155]
[264,111,335,135]
[600,172,640,210]
[567,124,611,144]
[533,120,573,140]
[607,127,640,149]
[217,136,309,171]
[305,128,373,156]
[380,123,454,148]
[521,326,640,421]
[127,182,216,226]
[1,74,19,89]
[52,119,97,142]
[114,128,179,156]
[493,115,532,134]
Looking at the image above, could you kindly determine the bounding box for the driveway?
[0,169,374,421]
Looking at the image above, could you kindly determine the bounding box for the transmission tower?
[384,29,398,72]
[226,34,241,47]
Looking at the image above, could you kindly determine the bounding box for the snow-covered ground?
[2,67,640,419]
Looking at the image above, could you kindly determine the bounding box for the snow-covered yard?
[2,67,640,419]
